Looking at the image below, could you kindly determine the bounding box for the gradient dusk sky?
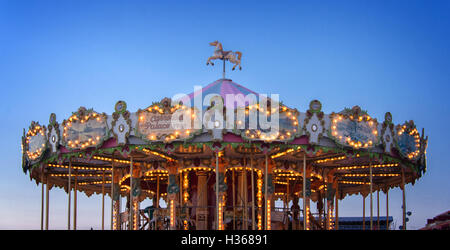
[0,0,449,229]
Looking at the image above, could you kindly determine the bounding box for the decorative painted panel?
[395,121,420,160]
[62,107,108,150]
[25,121,47,161]
[330,106,379,149]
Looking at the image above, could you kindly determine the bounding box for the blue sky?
[0,0,449,229]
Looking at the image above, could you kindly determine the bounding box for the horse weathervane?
[206,41,242,79]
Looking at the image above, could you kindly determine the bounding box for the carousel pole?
[180,171,183,208]
[156,175,160,207]
[362,195,365,230]
[73,172,77,230]
[156,174,160,230]
[215,152,219,230]
[102,170,105,230]
[41,171,44,230]
[386,188,389,230]
[129,156,133,230]
[179,170,183,229]
[286,180,289,230]
[401,167,406,230]
[369,158,373,230]
[303,155,306,230]
[45,172,49,230]
[233,168,236,230]
[377,190,380,230]
[68,158,71,230]
[251,157,255,230]
[264,154,268,230]
[243,163,248,230]
[239,166,244,229]
[335,181,339,230]
[110,155,114,230]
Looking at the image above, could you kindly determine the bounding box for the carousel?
[22,42,428,230]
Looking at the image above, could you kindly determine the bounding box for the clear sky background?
[0,0,449,230]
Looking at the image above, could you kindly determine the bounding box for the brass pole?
[216,153,219,230]
[386,188,389,230]
[362,195,365,230]
[243,164,247,230]
[401,167,406,230]
[73,173,77,230]
[129,156,133,230]
[369,159,373,230]
[232,168,236,230]
[264,154,268,230]
[68,158,71,230]
[110,155,114,230]
[251,157,255,230]
[41,171,44,230]
[335,182,339,230]
[377,190,380,230]
[156,174,160,230]
[303,154,306,230]
[180,171,183,207]
[102,170,105,230]
[45,173,49,230]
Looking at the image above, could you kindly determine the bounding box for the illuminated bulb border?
[63,112,106,150]
[331,114,378,149]
[25,124,46,161]
[244,105,298,142]
[397,126,421,159]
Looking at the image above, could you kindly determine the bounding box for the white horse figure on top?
[206,41,242,71]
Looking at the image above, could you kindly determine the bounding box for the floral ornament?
[395,120,420,160]
[330,106,379,149]
[111,101,131,145]
[303,100,325,144]
[61,107,108,150]
[25,121,47,161]
[47,113,60,153]
[380,112,394,154]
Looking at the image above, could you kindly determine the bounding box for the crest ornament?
[111,101,132,145]
[380,112,394,154]
[303,100,325,144]
[47,113,60,153]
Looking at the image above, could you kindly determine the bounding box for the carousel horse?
[206,40,242,71]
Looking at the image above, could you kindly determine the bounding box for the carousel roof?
[187,78,259,101]
[179,78,275,110]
